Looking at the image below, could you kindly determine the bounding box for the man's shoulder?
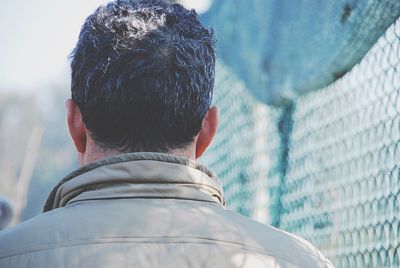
[217,209,334,267]
[0,209,63,256]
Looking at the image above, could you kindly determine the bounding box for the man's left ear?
[195,106,218,159]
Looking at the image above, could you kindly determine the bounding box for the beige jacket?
[0,153,334,268]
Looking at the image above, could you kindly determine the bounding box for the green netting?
[202,12,400,268]
[202,0,400,105]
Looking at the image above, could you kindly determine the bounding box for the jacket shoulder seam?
[0,236,329,266]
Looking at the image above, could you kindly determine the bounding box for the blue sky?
[0,0,212,93]
[0,0,109,92]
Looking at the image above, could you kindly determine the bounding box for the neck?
[79,139,197,166]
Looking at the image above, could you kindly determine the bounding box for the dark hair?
[70,0,215,152]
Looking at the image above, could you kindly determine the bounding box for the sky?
[0,0,213,93]
[0,0,112,92]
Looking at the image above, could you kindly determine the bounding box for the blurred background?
[1,0,400,267]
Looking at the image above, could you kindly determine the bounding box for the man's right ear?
[65,99,87,153]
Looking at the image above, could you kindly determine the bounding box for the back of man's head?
[70,0,216,153]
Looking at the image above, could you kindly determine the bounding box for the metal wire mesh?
[202,9,400,268]
[201,62,282,224]
[281,18,400,267]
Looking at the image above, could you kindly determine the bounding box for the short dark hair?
[70,0,215,152]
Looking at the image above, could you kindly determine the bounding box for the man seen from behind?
[0,1,334,267]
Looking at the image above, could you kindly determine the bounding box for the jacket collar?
[43,152,225,212]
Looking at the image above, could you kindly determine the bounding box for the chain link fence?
[201,62,282,224]
[281,17,400,267]
[203,11,400,268]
